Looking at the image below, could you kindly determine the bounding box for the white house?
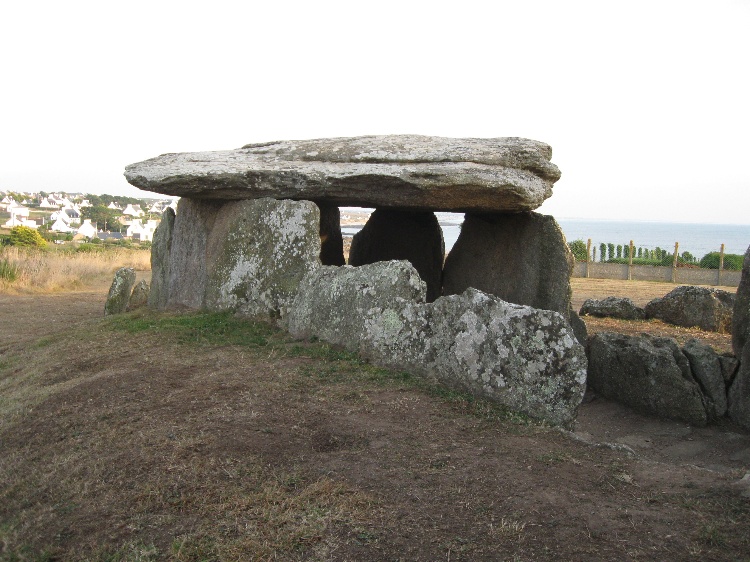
[122,204,144,217]
[50,217,75,233]
[77,219,97,238]
[107,202,122,210]
[39,197,57,208]
[4,206,38,229]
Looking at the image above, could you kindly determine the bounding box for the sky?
[1,0,748,224]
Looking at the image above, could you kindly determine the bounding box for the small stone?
[127,280,150,312]
[580,296,645,321]
[104,267,136,316]
[644,285,735,333]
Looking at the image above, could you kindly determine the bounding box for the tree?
[616,245,622,259]
[9,226,47,248]
[81,205,121,231]
[599,243,606,263]
[567,239,588,261]
[607,243,615,261]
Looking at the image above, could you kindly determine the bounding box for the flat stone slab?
[124,135,561,213]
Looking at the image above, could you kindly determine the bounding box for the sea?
[341,210,750,258]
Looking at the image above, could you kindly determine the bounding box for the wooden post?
[671,242,679,283]
[718,243,725,286]
[628,240,634,281]
[586,238,591,278]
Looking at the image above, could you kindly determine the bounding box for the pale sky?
[2,1,748,224]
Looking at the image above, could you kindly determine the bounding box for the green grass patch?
[0,257,19,281]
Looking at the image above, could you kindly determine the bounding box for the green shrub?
[599,243,606,263]
[0,258,19,281]
[567,239,588,261]
[699,252,745,271]
[607,243,614,260]
[9,226,47,248]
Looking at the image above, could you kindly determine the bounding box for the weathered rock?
[147,207,175,309]
[568,308,588,346]
[287,261,426,349]
[204,198,321,319]
[360,287,587,426]
[442,212,573,316]
[349,209,444,302]
[728,344,750,430]
[580,296,645,321]
[167,198,224,309]
[682,339,728,419]
[588,333,708,426]
[318,202,345,266]
[733,245,750,356]
[127,280,150,312]
[104,267,136,316]
[644,285,735,333]
[719,354,739,386]
[124,135,561,213]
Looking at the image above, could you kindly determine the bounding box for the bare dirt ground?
[0,278,748,561]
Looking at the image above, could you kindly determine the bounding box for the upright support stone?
[147,207,175,310]
[729,245,750,429]
[167,198,224,309]
[316,202,345,266]
[349,209,444,302]
[442,212,573,316]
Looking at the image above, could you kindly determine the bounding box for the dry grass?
[0,246,150,294]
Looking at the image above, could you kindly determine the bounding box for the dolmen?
[125,135,587,426]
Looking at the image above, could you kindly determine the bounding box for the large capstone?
[442,212,573,316]
[348,209,444,302]
[644,285,735,333]
[203,198,321,319]
[104,267,136,316]
[147,206,175,309]
[124,135,561,213]
[286,261,426,349]
[588,333,708,426]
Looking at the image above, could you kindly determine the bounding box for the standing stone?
[204,198,321,320]
[167,198,224,309]
[349,209,444,302]
[587,333,707,426]
[644,285,735,333]
[317,202,346,266]
[729,345,750,430]
[442,212,573,316]
[287,261,427,349]
[147,207,175,309]
[733,245,750,357]
[127,280,150,312]
[104,267,136,316]
[682,339,728,419]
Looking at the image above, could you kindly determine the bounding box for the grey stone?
[580,296,645,320]
[442,212,573,316]
[349,209,444,302]
[587,333,708,426]
[719,354,739,386]
[733,246,750,357]
[728,344,750,430]
[124,135,561,213]
[104,267,136,316]
[682,339,728,419]
[127,280,150,312]
[167,198,224,309]
[147,207,175,309]
[644,285,735,333]
[204,198,321,320]
[568,308,588,346]
[359,287,587,427]
[287,261,426,349]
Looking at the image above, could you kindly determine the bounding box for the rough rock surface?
[204,198,321,319]
[442,212,573,316]
[644,285,735,333]
[729,345,750,430]
[682,339,728,419]
[733,245,750,356]
[287,261,426,349]
[587,333,708,426]
[127,280,150,312]
[147,207,175,309]
[348,209,444,302]
[580,296,645,321]
[360,287,587,426]
[124,135,561,213]
[104,267,136,316]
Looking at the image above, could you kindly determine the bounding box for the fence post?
[671,242,679,283]
[718,243,725,286]
[586,238,591,278]
[628,240,634,281]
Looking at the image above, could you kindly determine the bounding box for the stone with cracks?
[442,212,573,316]
[204,198,321,319]
[588,333,708,426]
[287,261,426,349]
[733,245,750,357]
[682,339,728,419]
[147,207,175,309]
[124,135,561,213]
[348,209,444,302]
[127,280,150,312]
[580,296,645,321]
[729,345,750,430]
[644,285,735,333]
[104,267,136,316]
